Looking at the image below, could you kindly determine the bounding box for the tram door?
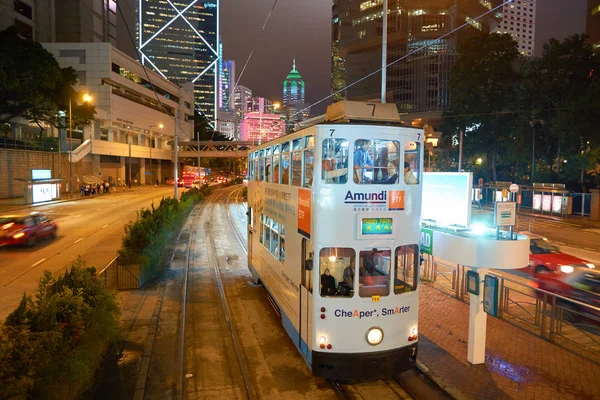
[299,238,314,360]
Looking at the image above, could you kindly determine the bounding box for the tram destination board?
[361,217,393,235]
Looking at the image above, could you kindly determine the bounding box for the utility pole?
[458,130,463,172]
[531,120,535,182]
[69,98,73,197]
[128,133,132,188]
[174,109,179,200]
[197,131,201,184]
[381,0,388,104]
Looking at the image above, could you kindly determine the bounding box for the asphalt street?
[0,186,181,321]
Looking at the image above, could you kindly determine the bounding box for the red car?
[0,213,58,247]
[519,234,595,276]
[533,268,600,326]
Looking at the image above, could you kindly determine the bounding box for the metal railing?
[98,255,141,290]
[0,137,58,152]
[421,254,600,359]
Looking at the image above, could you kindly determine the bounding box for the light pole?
[69,93,92,197]
[149,123,163,186]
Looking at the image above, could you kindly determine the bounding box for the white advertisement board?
[422,172,473,228]
[495,202,516,227]
[32,184,53,203]
[31,169,51,180]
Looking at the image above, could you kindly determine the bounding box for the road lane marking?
[74,238,83,244]
[102,224,109,228]
[73,214,81,218]
[96,208,101,211]
[31,258,46,267]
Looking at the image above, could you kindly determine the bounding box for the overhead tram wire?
[292,0,515,119]
[227,0,281,111]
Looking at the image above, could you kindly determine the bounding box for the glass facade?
[332,0,498,113]
[138,0,218,123]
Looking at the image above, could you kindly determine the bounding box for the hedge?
[118,186,211,283]
[0,259,120,399]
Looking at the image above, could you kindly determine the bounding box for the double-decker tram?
[246,101,423,380]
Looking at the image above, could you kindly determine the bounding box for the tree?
[0,26,95,138]
[0,27,62,136]
[443,34,521,182]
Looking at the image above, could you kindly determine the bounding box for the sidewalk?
[418,283,600,400]
[0,185,171,214]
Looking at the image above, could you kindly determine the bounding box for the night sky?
[220,0,588,116]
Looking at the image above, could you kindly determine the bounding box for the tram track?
[225,187,452,400]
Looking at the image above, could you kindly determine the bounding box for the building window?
[14,0,32,19]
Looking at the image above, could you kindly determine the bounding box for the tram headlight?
[366,327,384,346]
[319,336,327,344]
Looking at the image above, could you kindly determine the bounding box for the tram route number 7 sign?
[420,227,433,255]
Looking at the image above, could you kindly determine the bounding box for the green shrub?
[118,186,212,282]
[0,258,120,400]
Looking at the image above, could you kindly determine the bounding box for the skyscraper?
[138,0,219,124]
[332,0,498,114]
[282,58,309,132]
[219,59,235,111]
[493,0,537,56]
[587,0,600,51]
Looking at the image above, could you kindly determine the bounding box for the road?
[0,186,181,322]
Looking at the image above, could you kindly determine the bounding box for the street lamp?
[70,93,92,197]
[149,123,163,186]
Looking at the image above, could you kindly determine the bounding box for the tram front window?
[404,141,420,185]
[319,248,356,298]
[353,139,400,184]
[322,138,348,184]
[395,245,419,293]
[358,248,391,297]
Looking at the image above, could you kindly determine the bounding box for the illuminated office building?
[239,112,285,144]
[138,0,219,124]
[282,58,309,132]
[493,0,536,56]
[332,0,498,113]
[219,59,235,111]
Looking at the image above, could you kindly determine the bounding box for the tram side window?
[279,225,285,261]
[403,142,420,185]
[259,157,265,181]
[264,216,272,249]
[395,245,419,293]
[270,220,279,256]
[322,138,348,184]
[259,214,264,244]
[319,248,356,298]
[353,139,400,184]
[281,153,290,185]
[291,151,302,187]
[358,248,391,298]
[273,154,280,183]
[303,149,314,188]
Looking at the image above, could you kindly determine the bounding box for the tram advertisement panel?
[298,188,311,238]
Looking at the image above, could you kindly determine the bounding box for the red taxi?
[533,268,600,326]
[0,213,58,247]
[519,234,595,276]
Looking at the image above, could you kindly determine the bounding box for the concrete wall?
[0,149,84,199]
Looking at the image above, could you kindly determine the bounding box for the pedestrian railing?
[98,255,141,290]
[421,255,600,360]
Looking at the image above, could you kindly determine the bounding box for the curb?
[416,360,469,400]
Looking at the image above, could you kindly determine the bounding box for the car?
[0,213,58,247]
[518,233,595,276]
[532,267,600,326]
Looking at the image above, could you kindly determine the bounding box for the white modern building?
[42,42,194,187]
[493,0,536,56]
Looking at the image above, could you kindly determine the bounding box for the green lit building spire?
[283,57,308,131]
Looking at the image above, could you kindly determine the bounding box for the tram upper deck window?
[305,135,314,148]
[281,141,290,153]
[358,248,391,298]
[353,139,400,184]
[319,248,356,298]
[265,149,273,183]
[304,148,314,188]
[403,141,420,185]
[322,138,348,184]
[291,139,303,187]
[395,245,419,293]
[292,138,303,151]
[258,155,265,181]
[273,153,281,183]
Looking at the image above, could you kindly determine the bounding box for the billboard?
[422,172,473,227]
